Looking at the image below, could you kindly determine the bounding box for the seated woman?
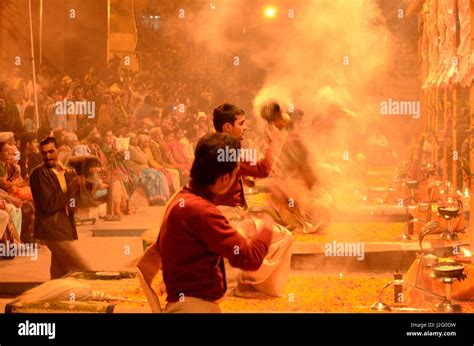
[0,142,22,234]
[5,144,35,243]
[137,134,177,195]
[149,127,185,188]
[125,133,170,205]
[152,127,190,184]
[173,128,194,166]
[0,188,22,241]
[163,129,192,172]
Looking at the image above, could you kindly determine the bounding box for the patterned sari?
[138,168,170,204]
[127,145,170,204]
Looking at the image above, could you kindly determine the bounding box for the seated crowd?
[0,61,228,248]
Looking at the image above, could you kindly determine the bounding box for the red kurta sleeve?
[196,204,272,270]
[239,147,273,178]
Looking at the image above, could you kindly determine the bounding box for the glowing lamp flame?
[264,6,276,18]
[461,247,472,258]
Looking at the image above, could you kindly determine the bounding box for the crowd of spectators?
[0,55,261,249]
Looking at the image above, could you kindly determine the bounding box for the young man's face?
[40,143,59,168]
[223,114,247,141]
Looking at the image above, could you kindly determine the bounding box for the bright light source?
[264,6,276,18]
[461,247,472,257]
[210,3,216,10]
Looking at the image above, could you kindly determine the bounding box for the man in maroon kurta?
[212,103,293,299]
[158,133,273,312]
[212,103,273,207]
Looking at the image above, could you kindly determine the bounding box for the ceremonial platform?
[2,166,474,313]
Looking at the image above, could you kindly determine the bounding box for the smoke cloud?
[190,0,397,217]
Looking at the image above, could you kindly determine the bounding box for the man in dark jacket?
[30,136,92,279]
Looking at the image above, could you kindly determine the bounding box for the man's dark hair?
[212,103,244,132]
[39,136,57,148]
[0,141,6,152]
[191,133,241,186]
[260,101,282,122]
